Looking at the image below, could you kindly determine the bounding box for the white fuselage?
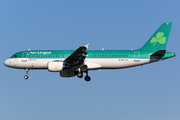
[4,58,150,70]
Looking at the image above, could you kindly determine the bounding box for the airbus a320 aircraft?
[4,23,175,82]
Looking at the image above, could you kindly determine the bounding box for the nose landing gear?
[24,75,28,79]
[24,69,29,79]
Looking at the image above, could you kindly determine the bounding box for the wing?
[65,44,89,66]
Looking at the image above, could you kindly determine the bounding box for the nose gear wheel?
[24,69,29,80]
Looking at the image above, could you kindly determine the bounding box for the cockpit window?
[11,55,17,58]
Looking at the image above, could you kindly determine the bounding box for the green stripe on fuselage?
[10,50,150,59]
[10,50,175,60]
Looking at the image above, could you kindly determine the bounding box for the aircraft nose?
[4,59,10,67]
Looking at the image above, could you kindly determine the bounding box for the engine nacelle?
[85,62,101,70]
[60,70,76,77]
[48,62,64,72]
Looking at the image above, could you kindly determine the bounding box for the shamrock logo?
[150,32,166,46]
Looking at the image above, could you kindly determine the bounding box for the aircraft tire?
[77,72,83,78]
[84,76,91,82]
[24,75,28,79]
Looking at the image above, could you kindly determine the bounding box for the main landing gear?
[84,75,91,82]
[77,72,83,78]
[76,70,91,82]
[24,69,29,79]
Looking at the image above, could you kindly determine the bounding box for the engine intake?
[48,62,64,72]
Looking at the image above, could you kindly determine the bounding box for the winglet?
[84,44,90,49]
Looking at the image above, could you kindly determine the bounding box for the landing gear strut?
[84,71,91,82]
[77,68,83,78]
[76,70,91,82]
[24,69,29,79]
[77,72,83,78]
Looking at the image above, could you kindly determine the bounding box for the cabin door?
[134,51,140,62]
[22,52,28,62]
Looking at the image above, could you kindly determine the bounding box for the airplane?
[4,23,175,82]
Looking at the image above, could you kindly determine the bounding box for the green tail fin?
[139,23,172,51]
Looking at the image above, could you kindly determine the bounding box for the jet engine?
[60,70,76,77]
[48,62,64,72]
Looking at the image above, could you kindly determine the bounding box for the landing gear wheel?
[77,72,83,78]
[24,75,28,79]
[24,69,29,80]
[84,76,91,82]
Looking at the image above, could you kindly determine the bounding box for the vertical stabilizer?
[139,23,172,51]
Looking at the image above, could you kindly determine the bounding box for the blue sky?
[0,0,180,120]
